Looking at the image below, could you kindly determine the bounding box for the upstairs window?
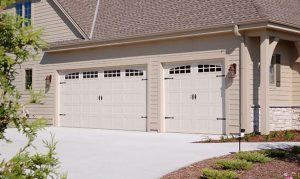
[16,3,22,16]
[24,1,32,26]
[25,69,32,89]
[269,54,281,87]
[15,1,32,26]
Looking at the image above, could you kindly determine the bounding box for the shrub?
[293,174,300,179]
[28,86,45,104]
[270,131,278,138]
[264,135,271,141]
[220,136,225,142]
[201,168,238,179]
[292,146,300,154]
[244,135,249,142]
[236,152,271,163]
[216,159,252,170]
[284,131,295,141]
[263,149,287,158]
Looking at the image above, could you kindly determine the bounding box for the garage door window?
[83,71,98,79]
[65,72,79,79]
[125,69,143,77]
[104,70,121,78]
[198,65,222,73]
[169,65,191,74]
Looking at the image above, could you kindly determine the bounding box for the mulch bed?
[162,150,300,179]
[194,130,300,143]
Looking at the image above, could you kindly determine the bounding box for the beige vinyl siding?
[16,34,241,133]
[269,40,298,106]
[3,0,82,42]
[248,39,300,106]
[33,0,82,42]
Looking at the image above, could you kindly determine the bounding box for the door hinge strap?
[217,118,226,120]
[165,117,175,119]
[164,77,174,80]
[141,116,148,119]
[59,114,66,116]
[60,82,66,84]
[216,75,225,78]
[142,79,148,81]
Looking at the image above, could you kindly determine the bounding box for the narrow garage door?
[59,67,147,131]
[164,63,225,134]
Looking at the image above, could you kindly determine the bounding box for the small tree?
[0,1,65,178]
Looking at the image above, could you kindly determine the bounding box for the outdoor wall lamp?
[45,75,52,86]
[45,75,52,93]
[228,63,237,78]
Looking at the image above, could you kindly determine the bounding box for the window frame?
[269,54,281,87]
[25,69,33,90]
[24,1,32,26]
[169,65,191,75]
[104,70,121,78]
[15,1,32,26]
[65,72,80,80]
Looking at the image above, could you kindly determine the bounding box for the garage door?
[59,67,147,131]
[164,63,225,134]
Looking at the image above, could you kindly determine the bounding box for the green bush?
[201,168,239,179]
[236,152,271,163]
[284,131,295,141]
[270,131,278,138]
[220,136,225,142]
[216,159,252,170]
[263,149,287,158]
[28,86,45,104]
[264,135,271,141]
[292,146,300,154]
[293,174,300,179]
[244,135,249,142]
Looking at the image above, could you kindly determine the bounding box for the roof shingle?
[52,0,300,47]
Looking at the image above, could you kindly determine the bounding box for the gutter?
[45,25,235,52]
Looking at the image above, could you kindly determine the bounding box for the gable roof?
[50,0,300,49]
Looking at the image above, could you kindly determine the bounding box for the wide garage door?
[164,62,225,134]
[59,67,147,131]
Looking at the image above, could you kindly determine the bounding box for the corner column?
[240,37,251,133]
[260,34,270,135]
[259,33,279,135]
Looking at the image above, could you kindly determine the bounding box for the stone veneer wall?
[250,107,300,133]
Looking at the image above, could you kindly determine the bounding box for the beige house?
[6,0,300,135]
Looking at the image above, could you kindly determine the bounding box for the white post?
[240,37,251,133]
[260,34,271,135]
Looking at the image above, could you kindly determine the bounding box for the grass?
[201,168,238,179]
[236,151,271,163]
[216,159,252,170]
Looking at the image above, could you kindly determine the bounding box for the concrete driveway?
[0,127,299,179]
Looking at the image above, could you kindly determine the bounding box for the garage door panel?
[60,68,147,131]
[165,63,225,134]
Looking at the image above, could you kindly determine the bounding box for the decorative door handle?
[192,94,195,100]
[194,94,197,100]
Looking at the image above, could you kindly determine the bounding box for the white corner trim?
[89,0,100,39]
[51,0,89,39]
